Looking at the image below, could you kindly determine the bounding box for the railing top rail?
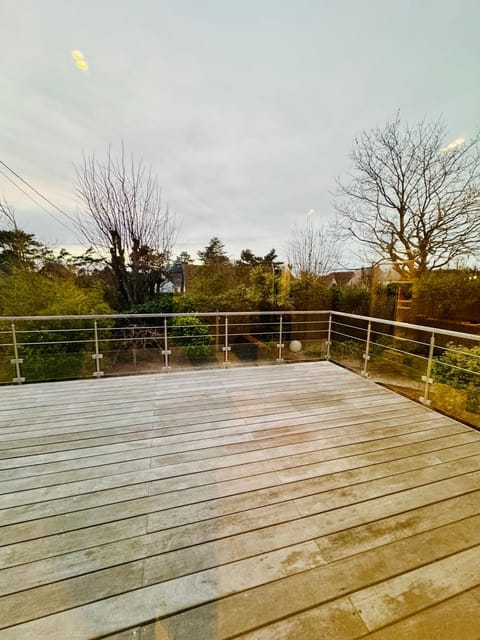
[331,311,480,344]
[0,310,330,322]
[0,309,478,344]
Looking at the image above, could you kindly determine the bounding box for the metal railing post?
[276,315,284,362]
[215,312,220,353]
[420,332,435,406]
[162,317,171,370]
[222,315,231,365]
[326,312,332,360]
[92,320,104,378]
[362,321,372,377]
[10,323,25,384]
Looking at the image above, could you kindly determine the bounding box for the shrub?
[334,286,371,315]
[434,343,480,389]
[170,316,213,361]
[412,270,480,320]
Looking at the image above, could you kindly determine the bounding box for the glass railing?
[330,311,480,429]
[0,311,330,384]
[1,309,478,430]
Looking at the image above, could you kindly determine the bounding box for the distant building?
[160,258,197,293]
[323,265,402,287]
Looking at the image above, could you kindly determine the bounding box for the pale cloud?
[1,0,480,265]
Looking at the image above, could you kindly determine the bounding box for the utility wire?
[0,167,83,243]
[0,159,79,226]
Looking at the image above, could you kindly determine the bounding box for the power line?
[0,159,79,226]
[0,167,83,242]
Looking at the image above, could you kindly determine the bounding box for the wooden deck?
[0,361,480,639]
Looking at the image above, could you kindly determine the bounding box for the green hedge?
[170,316,213,361]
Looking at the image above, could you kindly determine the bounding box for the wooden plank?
[231,598,370,640]
[0,541,325,636]
[0,410,458,471]
[316,487,480,562]
[4,435,480,511]
[1,360,479,639]
[1,400,397,459]
[3,446,480,530]
[0,501,299,569]
[111,515,480,640]
[0,396,420,443]
[356,592,480,640]
[350,544,480,631]
[1,396,412,458]
[5,511,480,640]
[3,451,480,552]
[0,416,472,488]
[0,404,441,475]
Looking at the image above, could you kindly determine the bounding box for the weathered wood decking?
[0,361,480,639]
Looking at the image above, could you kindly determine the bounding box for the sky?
[1,0,480,265]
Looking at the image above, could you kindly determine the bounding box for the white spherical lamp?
[289,340,302,353]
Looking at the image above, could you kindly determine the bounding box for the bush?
[290,274,331,311]
[170,316,213,361]
[434,343,480,389]
[127,296,174,316]
[331,339,363,360]
[333,286,371,315]
[413,270,480,320]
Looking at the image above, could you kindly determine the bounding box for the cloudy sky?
[1,0,479,264]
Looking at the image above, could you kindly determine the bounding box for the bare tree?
[0,199,17,229]
[335,115,480,279]
[74,145,176,306]
[287,218,339,277]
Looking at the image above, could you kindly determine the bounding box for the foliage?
[431,383,480,424]
[330,339,363,360]
[239,248,278,267]
[185,241,288,312]
[333,286,371,315]
[289,273,331,310]
[0,229,45,273]
[412,270,480,320]
[128,296,174,317]
[0,268,111,383]
[0,268,110,317]
[197,237,230,265]
[434,343,480,390]
[170,316,213,361]
[370,285,397,320]
[245,266,291,311]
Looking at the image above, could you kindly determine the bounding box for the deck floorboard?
[0,361,479,639]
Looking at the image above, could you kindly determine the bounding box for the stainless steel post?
[326,312,332,360]
[420,333,435,405]
[162,317,171,370]
[276,315,284,362]
[10,323,25,384]
[92,320,104,378]
[362,321,372,377]
[222,315,231,365]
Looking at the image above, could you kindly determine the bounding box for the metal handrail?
[331,311,480,344]
[0,310,328,322]
[0,309,477,344]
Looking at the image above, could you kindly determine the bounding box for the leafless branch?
[335,115,480,279]
[74,145,177,306]
[287,218,340,277]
